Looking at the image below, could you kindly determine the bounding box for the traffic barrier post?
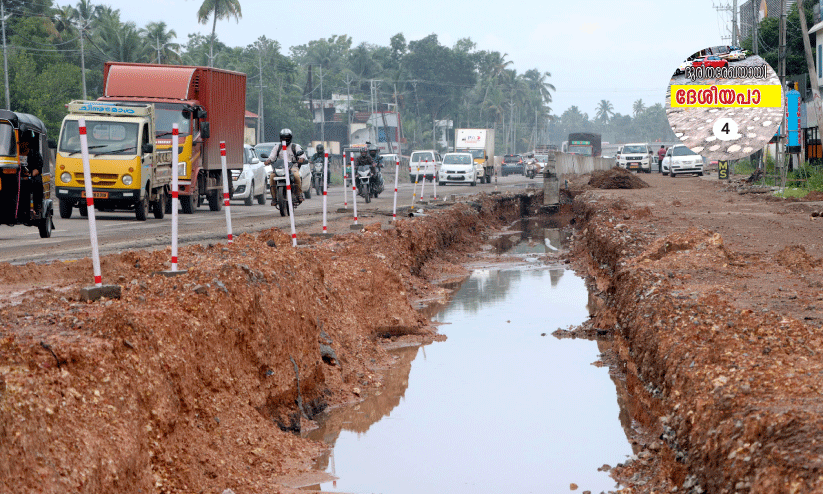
[219,141,233,244]
[171,124,180,270]
[78,117,102,286]
[343,151,348,207]
[419,160,427,202]
[411,165,420,207]
[281,141,297,247]
[432,160,437,200]
[322,152,329,233]
[350,154,358,227]
[392,156,399,222]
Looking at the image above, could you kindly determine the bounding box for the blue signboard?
[787,87,800,153]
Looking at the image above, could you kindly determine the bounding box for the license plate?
[629,163,639,168]
[448,175,462,180]
[81,191,108,199]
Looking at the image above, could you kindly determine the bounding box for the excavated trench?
[5,185,800,494]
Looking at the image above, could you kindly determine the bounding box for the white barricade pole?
[322,152,329,233]
[280,141,297,247]
[392,156,399,222]
[342,151,348,208]
[171,124,180,271]
[78,117,102,286]
[411,165,420,207]
[419,159,427,201]
[351,154,358,225]
[219,141,233,244]
[432,160,438,200]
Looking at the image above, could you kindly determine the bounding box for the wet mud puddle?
[303,225,632,493]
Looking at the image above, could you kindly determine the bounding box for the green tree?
[195,0,242,67]
[595,99,613,124]
[142,21,180,64]
[632,99,645,117]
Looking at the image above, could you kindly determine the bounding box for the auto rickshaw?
[0,110,54,238]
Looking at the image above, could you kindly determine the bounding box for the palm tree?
[632,99,645,118]
[595,99,614,124]
[195,0,242,67]
[142,21,180,64]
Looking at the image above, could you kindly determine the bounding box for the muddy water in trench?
[304,229,631,493]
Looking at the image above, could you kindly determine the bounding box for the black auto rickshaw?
[0,110,54,238]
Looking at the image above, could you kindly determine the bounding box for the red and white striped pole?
[219,141,233,244]
[432,160,438,200]
[281,141,297,247]
[171,124,179,271]
[411,164,420,207]
[351,154,358,225]
[419,159,427,201]
[78,117,102,286]
[392,156,399,221]
[322,152,329,233]
[342,151,348,207]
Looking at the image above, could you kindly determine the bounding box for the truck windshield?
[0,122,16,157]
[59,120,139,155]
[155,104,191,137]
[569,145,593,156]
[456,149,484,159]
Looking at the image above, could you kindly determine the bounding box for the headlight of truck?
[178,161,187,177]
[60,172,71,184]
[122,174,133,186]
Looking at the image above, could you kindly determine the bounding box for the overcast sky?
[114,0,735,118]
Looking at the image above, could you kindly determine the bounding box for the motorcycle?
[310,157,328,197]
[269,159,301,217]
[355,162,374,203]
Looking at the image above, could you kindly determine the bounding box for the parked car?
[231,144,267,205]
[673,60,692,75]
[661,144,704,177]
[692,56,728,68]
[409,150,442,182]
[722,50,747,61]
[437,152,478,186]
[501,154,525,176]
[254,141,312,199]
[616,143,654,173]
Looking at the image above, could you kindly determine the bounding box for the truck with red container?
[99,62,246,212]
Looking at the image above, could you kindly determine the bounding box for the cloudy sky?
[114,0,736,118]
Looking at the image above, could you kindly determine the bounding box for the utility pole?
[752,0,758,55]
[1,0,9,110]
[257,48,265,142]
[307,65,314,141]
[733,0,738,45]
[344,72,354,146]
[79,23,87,100]
[319,65,325,147]
[394,83,404,153]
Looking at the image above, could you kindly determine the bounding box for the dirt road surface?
[4,165,823,493]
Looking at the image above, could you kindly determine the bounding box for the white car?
[661,144,704,177]
[721,50,747,61]
[409,150,442,182]
[231,144,267,205]
[438,152,478,186]
[616,143,653,173]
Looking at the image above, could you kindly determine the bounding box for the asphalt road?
[0,173,541,265]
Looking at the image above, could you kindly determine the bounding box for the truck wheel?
[79,202,88,217]
[153,189,165,219]
[244,181,254,206]
[207,189,222,211]
[38,208,53,238]
[58,198,72,219]
[181,180,197,214]
[135,195,148,221]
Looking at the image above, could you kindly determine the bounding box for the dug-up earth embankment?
[0,192,544,494]
[571,171,823,493]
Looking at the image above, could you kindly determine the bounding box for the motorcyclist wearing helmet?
[367,143,384,190]
[355,147,374,171]
[265,128,305,205]
[309,143,330,185]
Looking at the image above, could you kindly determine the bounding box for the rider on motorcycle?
[309,143,330,185]
[265,128,305,205]
[366,143,384,191]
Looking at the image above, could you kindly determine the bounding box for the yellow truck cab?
[55,101,172,221]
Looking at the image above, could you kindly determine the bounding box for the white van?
[409,150,442,182]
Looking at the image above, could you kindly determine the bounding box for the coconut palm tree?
[142,21,180,64]
[595,99,614,124]
[632,99,645,117]
[195,0,242,67]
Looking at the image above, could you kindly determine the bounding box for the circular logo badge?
[665,46,783,162]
